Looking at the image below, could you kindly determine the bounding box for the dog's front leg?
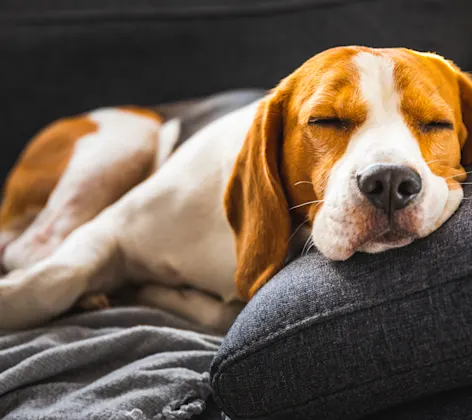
[0,218,122,330]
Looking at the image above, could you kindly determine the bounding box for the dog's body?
[1,46,472,331]
[0,93,265,331]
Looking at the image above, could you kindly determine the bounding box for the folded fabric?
[0,307,223,420]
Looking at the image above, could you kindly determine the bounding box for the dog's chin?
[313,217,419,261]
[357,231,416,254]
[312,186,457,261]
[356,186,462,254]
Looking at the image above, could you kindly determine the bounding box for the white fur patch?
[114,100,262,303]
[0,100,261,330]
[156,118,181,168]
[3,109,161,271]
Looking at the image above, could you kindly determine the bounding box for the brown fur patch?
[0,116,98,230]
[225,46,472,300]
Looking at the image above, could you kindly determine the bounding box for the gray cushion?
[211,179,472,420]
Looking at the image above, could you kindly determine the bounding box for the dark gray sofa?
[2,1,472,419]
[2,0,472,184]
[211,174,472,419]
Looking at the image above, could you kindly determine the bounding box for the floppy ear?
[224,91,291,301]
[457,70,472,166]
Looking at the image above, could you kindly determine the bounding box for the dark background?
[1,0,471,183]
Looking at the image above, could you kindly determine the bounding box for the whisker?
[301,235,313,256]
[288,220,308,243]
[425,159,446,165]
[445,170,472,179]
[294,181,314,186]
[305,242,316,256]
[300,237,309,256]
[290,200,324,210]
[460,182,472,185]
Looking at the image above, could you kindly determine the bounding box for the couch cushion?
[364,385,472,420]
[211,179,472,420]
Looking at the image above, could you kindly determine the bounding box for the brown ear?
[224,92,291,301]
[457,70,472,166]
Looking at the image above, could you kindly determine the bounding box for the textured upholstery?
[212,178,472,419]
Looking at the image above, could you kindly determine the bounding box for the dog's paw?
[0,264,83,330]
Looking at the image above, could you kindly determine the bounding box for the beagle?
[1,46,471,331]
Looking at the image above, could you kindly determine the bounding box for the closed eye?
[421,120,454,132]
[308,117,350,130]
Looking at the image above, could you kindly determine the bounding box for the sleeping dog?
[0,46,471,331]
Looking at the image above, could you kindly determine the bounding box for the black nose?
[357,164,422,214]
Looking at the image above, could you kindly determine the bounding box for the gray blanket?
[0,307,223,420]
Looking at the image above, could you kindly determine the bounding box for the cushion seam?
[213,270,472,383]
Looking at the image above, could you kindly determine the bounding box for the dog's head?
[225,46,472,300]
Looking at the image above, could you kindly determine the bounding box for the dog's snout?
[357,164,422,214]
